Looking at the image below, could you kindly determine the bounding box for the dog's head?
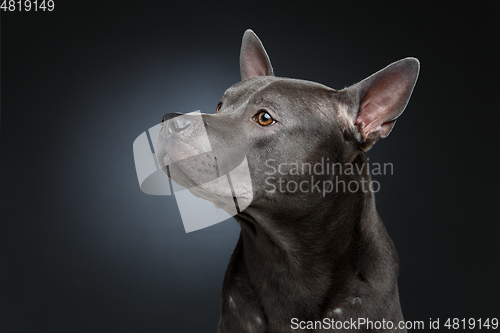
[157,30,419,215]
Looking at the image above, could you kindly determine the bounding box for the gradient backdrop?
[1,1,499,332]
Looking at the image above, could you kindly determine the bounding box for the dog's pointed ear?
[345,58,419,151]
[240,29,274,81]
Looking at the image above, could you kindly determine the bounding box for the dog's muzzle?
[133,111,253,233]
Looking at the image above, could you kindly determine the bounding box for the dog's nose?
[161,112,191,133]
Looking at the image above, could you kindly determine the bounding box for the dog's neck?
[237,153,380,261]
[228,153,400,319]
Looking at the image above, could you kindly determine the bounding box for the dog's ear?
[240,29,274,81]
[345,58,419,151]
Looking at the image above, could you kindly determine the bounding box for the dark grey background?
[1,1,499,332]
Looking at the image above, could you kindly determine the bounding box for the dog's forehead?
[256,79,335,104]
[224,77,337,113]
[223,76,278,103]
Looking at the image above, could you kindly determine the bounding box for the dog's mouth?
[158,150,201,186]
[163,151,256,217]
[159,146,215,184]
[158,148,246,212]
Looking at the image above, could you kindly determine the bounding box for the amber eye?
[216,102,222,113]
[255,110,275,126]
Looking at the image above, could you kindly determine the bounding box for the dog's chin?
[189,186,237,210]
[173,173,240,213]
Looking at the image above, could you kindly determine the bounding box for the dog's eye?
[216,102,222,113]
[255,110,275,126]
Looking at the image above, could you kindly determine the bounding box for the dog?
[157,29,419,332]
